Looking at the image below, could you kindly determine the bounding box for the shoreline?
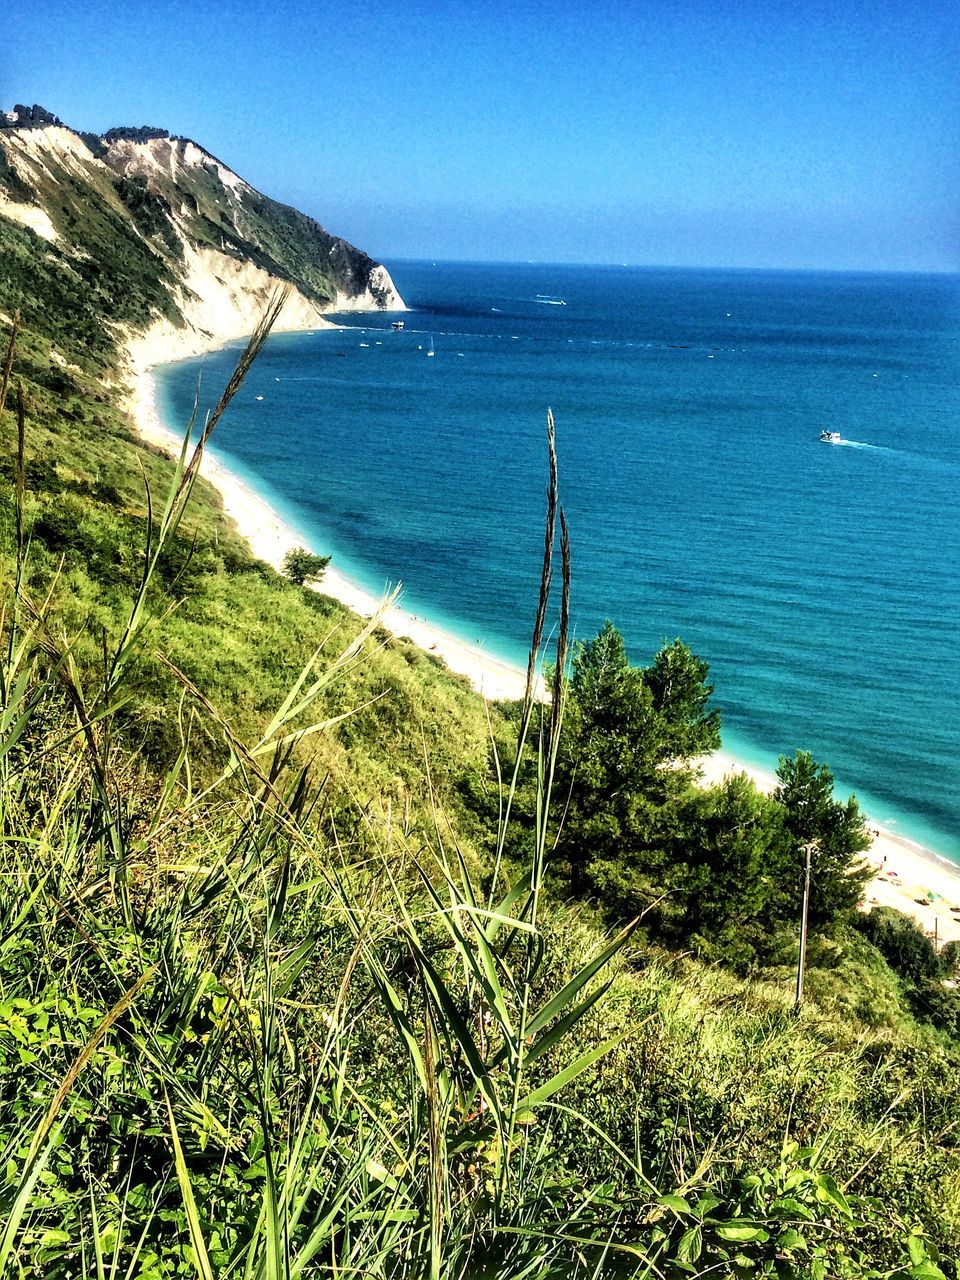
[125,333,533,703]
[124,327,960,947]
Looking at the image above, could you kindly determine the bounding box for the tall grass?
[0,314,641,1278]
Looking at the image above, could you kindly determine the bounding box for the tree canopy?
[774,750,872,925]
[282,546,330,586]
[475,623,879,968]
[541,623,720,908]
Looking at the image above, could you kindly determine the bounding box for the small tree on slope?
[282,546,330,587]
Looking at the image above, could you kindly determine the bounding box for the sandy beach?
[125,330,960,947]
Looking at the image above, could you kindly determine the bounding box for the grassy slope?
[0,273,493,854]
[1,210,958,1274]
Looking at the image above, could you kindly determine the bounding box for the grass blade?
[166,1093,217,1280]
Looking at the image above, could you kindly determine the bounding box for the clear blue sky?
[4,0,958,271]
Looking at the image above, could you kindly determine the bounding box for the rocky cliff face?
[0,105,404,365]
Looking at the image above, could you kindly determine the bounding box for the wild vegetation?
[1,206,959,1272]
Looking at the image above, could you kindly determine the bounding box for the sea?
[155,262,960,864]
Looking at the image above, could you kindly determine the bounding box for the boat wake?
[821,430,885,451]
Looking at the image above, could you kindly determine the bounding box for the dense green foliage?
[2,463,958,1273]
[554,624,722,907]
[0,213,173,371]
[775,750,872,925]
[855,908,960,1036]
[0,318,493,861]
[0,140,182,364]
[471,621,875,972]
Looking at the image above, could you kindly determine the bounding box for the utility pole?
[795,840,815,1008]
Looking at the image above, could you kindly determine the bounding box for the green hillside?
[0,107,958,1279]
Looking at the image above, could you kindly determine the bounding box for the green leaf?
[365,1158,399,1190]
[677,1224,702,1262]
[524,918,638,1038]
[275,936,317,998]
[660,1193,692,1215]
[522,980,613,1067]
[484,878,531,941]
[517,1030,630,1109]
[909,1263,947,1280]
[411,859,517,1041]
[445,902,536,933]
[715,1222,770,1244]
[411,940,504,1125]
[907,1235,927,1266]
[778,1228,807,1252]
[166,1097,215,1280]
[814,1173,852,1220]
[769,1196,815,1220]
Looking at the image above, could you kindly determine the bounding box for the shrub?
[282,544,330,585]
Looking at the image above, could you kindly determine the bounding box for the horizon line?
[380,257,960,278]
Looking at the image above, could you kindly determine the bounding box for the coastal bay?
[128,299,960,948]
[127,348,532,702]
[154,261,960,865]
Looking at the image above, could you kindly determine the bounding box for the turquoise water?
[156,262,960,862]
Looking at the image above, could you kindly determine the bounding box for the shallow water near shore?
[156,262,960,863]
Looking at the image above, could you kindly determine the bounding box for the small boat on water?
[392,320,404,331]
[426,338,435,357]
[819,430,842,443]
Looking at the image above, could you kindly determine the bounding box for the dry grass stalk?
[0,308,20,417]
[523,407,558,709]
[175,288,288,503]
[15,384,26,571]
[548,508,571,752]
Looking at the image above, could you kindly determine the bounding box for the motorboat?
[819,430,842,443]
